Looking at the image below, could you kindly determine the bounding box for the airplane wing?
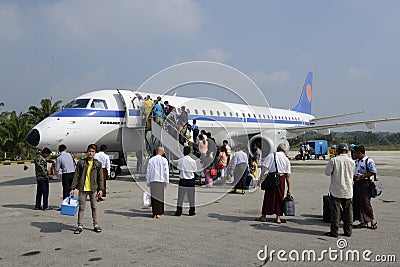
[288,117,400,134]
[310,111,364,124]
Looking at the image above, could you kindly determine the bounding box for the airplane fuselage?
[27,89,314,156]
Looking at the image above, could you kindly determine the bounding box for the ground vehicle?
[109,164,120,179]
[306,140,328,159]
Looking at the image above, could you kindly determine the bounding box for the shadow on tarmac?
[208,213,258,222]
[31,221,75,233]
[2,204,36,210]
[104,208,153,218]
[250,223,326,236]
[208,212,327,236]
[0,177,60,186]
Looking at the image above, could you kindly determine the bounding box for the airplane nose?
[26,129,40,147]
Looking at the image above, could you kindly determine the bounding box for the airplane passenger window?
[195,109,199,114]
[187,109,190,114]
[248,113,251,118]
[210,110,213,115]
[64,99,90,109]
[91,99,108,109]
[242,113,245,117]
[263,115,266,119]
[202,110,206,115]
[223,111,227,116]
[253,114,256,118]
[230,112,233,116]
[217,111,220,116]
[236,112,239,117]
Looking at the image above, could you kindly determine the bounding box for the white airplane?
[26,72,400,165]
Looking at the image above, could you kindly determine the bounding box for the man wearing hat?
[324,143,355,237]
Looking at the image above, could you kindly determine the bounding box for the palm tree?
[0,111,33,159]
[27,98,62,124]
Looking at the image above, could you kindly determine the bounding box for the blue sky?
[1,0,400,131]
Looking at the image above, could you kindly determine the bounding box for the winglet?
[292,72,313,114]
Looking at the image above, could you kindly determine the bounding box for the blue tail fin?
[292,72,313,114]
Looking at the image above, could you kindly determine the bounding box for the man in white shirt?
[174,146,197,216]
[146,147,169,218]
[94,144,111,201]
[324,143,355,237]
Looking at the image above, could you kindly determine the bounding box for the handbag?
[365,158,382,198]
[370,176,382,198]
[283,195,295,216]
[260,152,281,190]
[142,191,151,208]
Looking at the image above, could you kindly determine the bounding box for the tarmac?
[0,151,398,266]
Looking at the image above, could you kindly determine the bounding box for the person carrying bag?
[256,144,292,224]
[260,152,280,190]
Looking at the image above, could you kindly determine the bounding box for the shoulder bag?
[260,153,281,190]
[366,158,382,198]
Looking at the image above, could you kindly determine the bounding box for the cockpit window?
[64,99,90,109]
[91,99,108,109]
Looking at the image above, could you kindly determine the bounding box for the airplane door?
[117,90,141,128]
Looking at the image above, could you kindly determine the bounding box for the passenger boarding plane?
[26,72,400,167]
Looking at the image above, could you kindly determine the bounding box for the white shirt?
[94,151,111,175]
[262,151,291,174]
[146,155,169,184]
[354,156,377,177]
[178,155,197,179]
[324,153,355,199]
[233,150,248,166]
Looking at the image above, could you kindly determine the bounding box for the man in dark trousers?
[70,144,104,234]
[55,144,76,202]
[324,143,355,237]
[174,146,198,216]
[34,147,52,210]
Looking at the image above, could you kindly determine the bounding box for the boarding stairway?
[117,89,202,174]
[150,120,203,172]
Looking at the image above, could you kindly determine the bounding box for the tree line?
[0,99,62,160]
[289,131,400,150]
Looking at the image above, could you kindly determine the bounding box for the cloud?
[346,67,373,79]
[249,70,291,86]
[195,49,231,62]
[42,0,204,47]
[1,0,204,49]
[0,3,24,43]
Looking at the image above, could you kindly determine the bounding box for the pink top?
[218,151,228,167]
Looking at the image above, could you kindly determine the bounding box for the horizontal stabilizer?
[311,111,364,123]
[288,117,400,133]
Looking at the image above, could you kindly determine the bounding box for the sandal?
[353,223,368,228]
[255,217,267,222]
[370,222,378,230]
